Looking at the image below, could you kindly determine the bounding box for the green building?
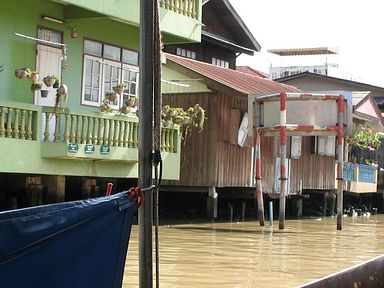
[0,0,202,208]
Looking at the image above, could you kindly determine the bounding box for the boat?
[0,191,136,287]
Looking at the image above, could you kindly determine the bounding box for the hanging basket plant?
[54,84,68,113]
[28,71,39,84]
[113,83,126,95]
[30,82,42,92]
[15,68,31,80]
[161,104,206,142]
[43,75,57,87]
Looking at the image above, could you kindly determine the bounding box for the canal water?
[123,215,384,287]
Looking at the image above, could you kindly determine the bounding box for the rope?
[153,1,162,287]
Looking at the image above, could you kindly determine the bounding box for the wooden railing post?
[54,113,60,142]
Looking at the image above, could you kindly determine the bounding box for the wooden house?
[161,53,300,219]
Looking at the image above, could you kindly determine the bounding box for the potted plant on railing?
[100,98,113,113]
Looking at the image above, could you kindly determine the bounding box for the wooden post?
[279,92,287,230]
[336,95,344,230]
[255,129,265,226]
[138,0,154,286]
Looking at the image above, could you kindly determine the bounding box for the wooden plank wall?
[163,92,252,188]
[261,136,336,194]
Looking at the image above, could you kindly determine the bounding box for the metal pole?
[255,129,265,226]
[279,92,287,230]
[138,0,154,286]
[336,95,344,230]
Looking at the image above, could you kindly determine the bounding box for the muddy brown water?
[123,215,384,287]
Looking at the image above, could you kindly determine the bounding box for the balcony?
[343,162,378,193]
[0,100,181,179]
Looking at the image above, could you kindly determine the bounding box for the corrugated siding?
[163,92,252,188]
[261,136,336,194]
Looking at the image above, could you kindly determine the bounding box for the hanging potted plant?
[29,71,39,84]
[15,68,31,80]
[113,83,126,95]
[105,91,118,103]
[43,75,56,87]
[53,76,60,88]
[31,82,42,92]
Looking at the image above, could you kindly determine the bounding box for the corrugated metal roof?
[236,66,269,78]
[268,47,338,56]
[166,53,301,95]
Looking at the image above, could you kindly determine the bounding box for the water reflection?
[123,215,384,287]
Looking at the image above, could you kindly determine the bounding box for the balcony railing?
[41,107,179,153]
[0,101,39,141]
[343,162,377,184]
[160,0,197,18]
[0,101,179,155]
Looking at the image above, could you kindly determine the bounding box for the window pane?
[38,27,62,44]
[91,89,99,102]
[84,39,102,56]
[130,83,136,95]
[92,76,99,88]
[129,71,137,81]
[84,74,91,87]
[104,44,121,61]
[92,61,100,74]
[122,49,139,66]
[84,88,91,101]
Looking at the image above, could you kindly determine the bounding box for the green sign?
[100,145,110,155]
[68,143,78,153]
[85,144,95,154]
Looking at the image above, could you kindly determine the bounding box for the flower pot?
[127,97,136,107]
[43,77,55,87]
[15,69,29,79]
[40,90,49,98]
[108,92,118,102]
[29,73,39,84]
[113,86,124,94]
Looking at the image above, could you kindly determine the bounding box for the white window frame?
[82,55,103,107]
[122,64,139,103]
[103,59,122,110]
[81,43,139,110]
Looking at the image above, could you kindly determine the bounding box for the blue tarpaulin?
[0,192,136,288]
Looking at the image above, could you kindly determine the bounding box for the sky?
[228,0,384,87]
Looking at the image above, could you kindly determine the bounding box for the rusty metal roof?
[236,66,269,78]
[166,53,301,95]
